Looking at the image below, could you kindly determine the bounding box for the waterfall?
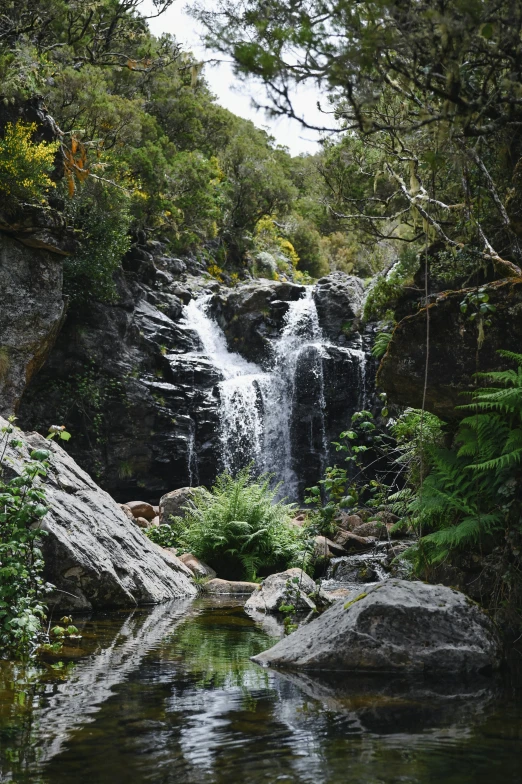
[181,297,269,481]
[187,418,199,487]
[179,288,367,500]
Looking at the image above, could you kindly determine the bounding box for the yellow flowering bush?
[0,121,59,206]
[207,263,224,282]
[253,215,300,277]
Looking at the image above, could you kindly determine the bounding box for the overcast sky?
[143,1,326,155]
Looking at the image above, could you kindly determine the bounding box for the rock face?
[0,233,65,416]
[378,278,522,420]
[17,252,221,501]
[252,579,501,674]
[0,416,196,611]
[244,568,330,614]
[313,273,365,341]
[16,260,374,502]
[213,280,305,364]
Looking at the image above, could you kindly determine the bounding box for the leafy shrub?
[401,351,522,563]
[363,247,418,321]
[156,466,306,580]
[0,419,51,659]
[0,121,58,207]
[63,178,131,303]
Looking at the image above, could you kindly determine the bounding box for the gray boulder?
[1,417,196,611]
[245,568,331,614]
[159,487,195,523]
[252,579,501,675]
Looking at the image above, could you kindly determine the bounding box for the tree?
[195,0,522,279]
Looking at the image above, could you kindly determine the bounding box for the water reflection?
[0,597,521,784]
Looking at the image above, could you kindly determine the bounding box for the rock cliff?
[377,277,522,420]
[17,253,372,502]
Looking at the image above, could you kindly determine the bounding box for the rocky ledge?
[252,579,501,675]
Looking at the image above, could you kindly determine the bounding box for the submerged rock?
[252,579,501,675]
[244,568,331,614]
[0,417,196,611]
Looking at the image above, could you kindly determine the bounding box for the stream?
[1,597,521,784]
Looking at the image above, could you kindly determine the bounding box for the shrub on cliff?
[0,121,58,209]
[156,466,307,581]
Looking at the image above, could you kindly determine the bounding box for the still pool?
[1,597,521,783]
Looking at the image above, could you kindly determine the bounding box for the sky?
[142,0,326,155]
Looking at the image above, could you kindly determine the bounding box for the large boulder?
[252,579,501,675]
[313,273,365,341]
[244,568,331,614]
[377,278,522,420]
[0,417,196,611]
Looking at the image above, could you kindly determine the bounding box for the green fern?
[406,350,522,562]
[163,465,307,581]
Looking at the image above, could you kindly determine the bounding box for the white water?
[180,289,366,499]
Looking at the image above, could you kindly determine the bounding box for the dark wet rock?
[17,267,222,502]
[213,280,305,364]
[313,273,365,341]
[327,554,386,583]
[244,568,331,614]
[0,416,196,611]
[378,278,522,420]
[202,578,260,595]
[252,579,501,674]
[0,232,65,416]
[159,487,195,522]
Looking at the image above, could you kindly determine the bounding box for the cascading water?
[180,288,367,500]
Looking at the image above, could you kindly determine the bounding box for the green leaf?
[30,449,50,462]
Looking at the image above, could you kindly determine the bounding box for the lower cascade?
[180,288,368,499]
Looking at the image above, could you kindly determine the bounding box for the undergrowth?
[148,465,308,581]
